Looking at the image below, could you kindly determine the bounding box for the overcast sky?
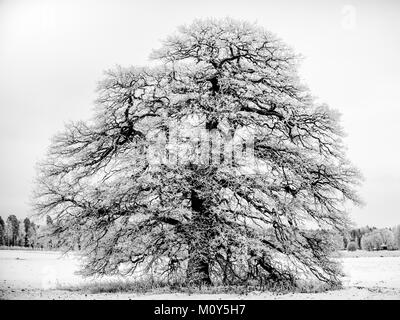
[0,0,399,227]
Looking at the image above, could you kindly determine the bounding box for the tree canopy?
[34,18,361,287]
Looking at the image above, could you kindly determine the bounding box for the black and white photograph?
[0,0,399,303]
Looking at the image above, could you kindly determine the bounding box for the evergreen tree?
[6,215,19,246]
[0,216,5,246]
[23,218,31,247]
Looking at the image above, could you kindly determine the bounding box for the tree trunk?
[186,245,212,285]
[186,188,212,285]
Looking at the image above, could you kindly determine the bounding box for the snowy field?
[0,249,400,300]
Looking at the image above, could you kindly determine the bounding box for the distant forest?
[0,214,399,252]
[0,214,80,250]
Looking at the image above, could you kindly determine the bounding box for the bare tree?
[395,225,400,250]
[34,18,361,287]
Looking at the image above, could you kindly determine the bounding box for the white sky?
[0,0,399,227]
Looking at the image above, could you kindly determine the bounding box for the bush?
[347,242,357,251]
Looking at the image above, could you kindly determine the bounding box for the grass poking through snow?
[57,278,340,296]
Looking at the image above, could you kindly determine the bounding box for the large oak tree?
[34,18,361,287]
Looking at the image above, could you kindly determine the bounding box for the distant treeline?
[338,226,400,251]
[0,214,62,250]
[0,214,399,252]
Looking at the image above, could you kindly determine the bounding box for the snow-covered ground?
[0,249,399,299]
